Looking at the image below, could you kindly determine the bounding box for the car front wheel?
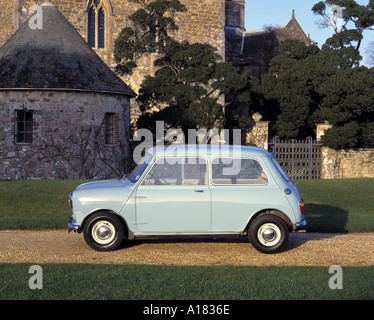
[248,215,289,254]
[83,212,124,251]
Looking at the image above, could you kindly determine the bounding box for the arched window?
[98,7,105,49]
[88,6,96,47]
[87,0,106,49]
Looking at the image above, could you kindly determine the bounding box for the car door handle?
[194,190,204,193]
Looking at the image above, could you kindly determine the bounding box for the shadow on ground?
[304,204,348,233]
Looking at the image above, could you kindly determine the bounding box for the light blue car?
[68,144,306,254]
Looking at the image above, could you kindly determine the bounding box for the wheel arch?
[81,209,130,239]
[243,209,293,234]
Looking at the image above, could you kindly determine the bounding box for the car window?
[142,157,207,186]
[271,157,290,182]
[211,158,268,185]
[127,154,152,183]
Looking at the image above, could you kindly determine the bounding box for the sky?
[244,0,373,67]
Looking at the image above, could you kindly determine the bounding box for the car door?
[135,156,211,232]
[210,157,273,231]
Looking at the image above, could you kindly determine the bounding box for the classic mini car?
[68,144,306,254]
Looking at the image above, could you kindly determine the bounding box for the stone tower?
[225,0,245,30]
[0,1,135,179]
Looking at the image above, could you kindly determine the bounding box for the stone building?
[1,0,236,124]
[0,1,135,179]
[225,9,311,80]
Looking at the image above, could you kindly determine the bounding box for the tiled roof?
[0,1,135,96]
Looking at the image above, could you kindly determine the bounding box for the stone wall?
[0,0,15,46]
[0,90,131,180]
[322,147,374,179]
[225,0,245,29]
[316,123,374,179]
[174,0,225,56]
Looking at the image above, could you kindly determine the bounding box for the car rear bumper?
[294,219,306,231]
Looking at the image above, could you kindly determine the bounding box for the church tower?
[225,0,245,30]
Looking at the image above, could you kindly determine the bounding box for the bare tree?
[41,119,128,180]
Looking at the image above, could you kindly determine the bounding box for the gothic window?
[88,6,96,47]
[87,0,106,49]
[15,110,33,144]
[98,8,105,49]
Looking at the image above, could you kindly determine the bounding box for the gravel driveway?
[0,230,373,266]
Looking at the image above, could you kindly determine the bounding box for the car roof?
[147,144,271,158]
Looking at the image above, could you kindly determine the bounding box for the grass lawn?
[296,178,374,232]
[0,263,373,300]
[0,180,84,230]
[0,178,373,232]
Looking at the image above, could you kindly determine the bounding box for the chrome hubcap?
[262,227,276,242]
[258,223,281,247]
[97,225,111,240]
[92,221,116,245]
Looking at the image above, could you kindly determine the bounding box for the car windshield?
[126,154,152,183]
[271,157,290,182]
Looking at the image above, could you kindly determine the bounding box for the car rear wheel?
[83,212,124,251]
[248,215,289,254]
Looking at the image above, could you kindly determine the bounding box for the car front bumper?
[68,217,80,233]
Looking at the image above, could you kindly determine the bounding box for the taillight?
[299,201,305,215]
